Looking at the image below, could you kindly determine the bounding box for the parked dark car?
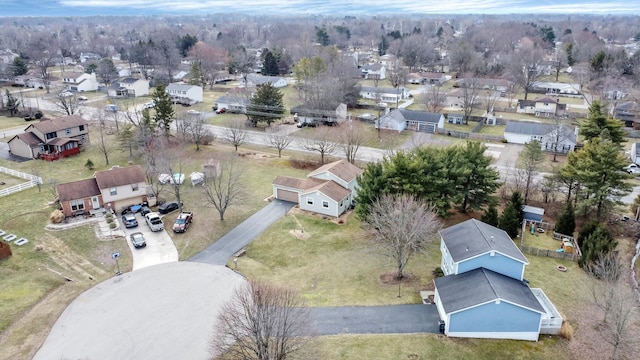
[158,201,181,214]
[130,232,146,248]
[140,206,151,216]
[121,213,138,228]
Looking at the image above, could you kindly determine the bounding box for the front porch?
[39,139,81,161]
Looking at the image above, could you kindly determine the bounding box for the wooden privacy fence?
[0,166,42,198]
[520,245,580,262]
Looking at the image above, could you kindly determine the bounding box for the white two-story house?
[63,72,99,92]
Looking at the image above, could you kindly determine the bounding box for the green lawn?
[476,124,505,136]
[443,121,478,132]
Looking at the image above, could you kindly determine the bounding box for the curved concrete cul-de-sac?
[33,262,246,360]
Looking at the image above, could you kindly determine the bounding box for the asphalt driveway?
[308,304,440,335]
[189,199,295,265]
[122,213,178,271]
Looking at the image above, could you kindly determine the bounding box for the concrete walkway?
[189,199,295,265]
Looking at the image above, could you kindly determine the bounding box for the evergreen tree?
[577,220,600,247]
[579,101,625,144]
[314,26,330,46]
[481,204,499,227]
[578,225,617,268]
[262,50,279,76]
[561,136,631,219]
[554,202,576,236]
[152,84,175,137]
[509,191,524,225]
[246,83,285,126]
[454,141,501,212]
[498,203,520,238]
[11,56,28,76]
[179,34,198,57]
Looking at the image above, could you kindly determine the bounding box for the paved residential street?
[189,199,295,265]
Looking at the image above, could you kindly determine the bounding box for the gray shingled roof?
[307,159,363,183]
[94,165,145,189]
[216,95,249,105]
[439,219,528,264]
[434,268,545,314]
[505,121,577,143]
[166,83,200,92]
[398,109,442,123]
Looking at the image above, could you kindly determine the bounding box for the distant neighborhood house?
[516,96,567,118]
[377,109,444,133]
[272,160,362,218]
[166,83,203,105]
[360,64,386,80]
[8,115,89,161]
[360,86,410,103]
[63,72,99,92]
[504,121,577,153]
[246,74,287,88]
[107,77,150,98]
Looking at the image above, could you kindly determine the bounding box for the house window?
[79,125,85,131]
[65,128,71,135]
[306,198,314,206]
[322,200,329,208]
[70,199,84,211]
[132,183,139,191]
[45,132,57,140]
[110,187,117,195]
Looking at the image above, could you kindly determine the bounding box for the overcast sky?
[2,0,640,17]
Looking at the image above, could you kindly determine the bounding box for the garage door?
[419,123,436,133]
[276,189,299,203]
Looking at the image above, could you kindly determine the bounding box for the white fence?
[0,166,43,197]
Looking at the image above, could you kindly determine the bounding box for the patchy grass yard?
[522,230,563,251]
[235,208,589,358]
[312,334,567,360]
[443,120,479,132]
[476,124,505,136]
[0,115,27,133]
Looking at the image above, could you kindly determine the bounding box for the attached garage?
[276,188,299,203]
[418,122,436,133]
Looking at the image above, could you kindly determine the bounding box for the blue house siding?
[458,253,525,281]
[448,301,541,334]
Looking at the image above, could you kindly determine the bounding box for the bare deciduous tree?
[157,143,186,213]
[202,157,243,221]
[460,77,480,124]
[222,120,248,152]
[266,126,292,158]
[423,84,447,113]
[339,120,367,164]
[587,252,638,360]
[52,94,80,115]
[364,194,441,279]
[211,280,312,360]
[94,113,115,165]
[299,128,337,164]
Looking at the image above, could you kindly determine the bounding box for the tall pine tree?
[554,202,576,236]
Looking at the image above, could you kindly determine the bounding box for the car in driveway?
[215,108,226,114]
[121,213,138,228]
[172,212,193,233]
[77,95,88,101]
[140,206,151,216]
[145,212,164,232]
[130,232,147,248]
[158,201,181,214]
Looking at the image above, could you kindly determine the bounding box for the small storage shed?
[522,205,544,223]
[0,240,12,260]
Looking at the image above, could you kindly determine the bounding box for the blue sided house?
[434,219,562,341]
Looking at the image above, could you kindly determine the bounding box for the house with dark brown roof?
[8,115,88,161]
[56,165,147,216]
[57,179,102,216]
[272,160,363,217]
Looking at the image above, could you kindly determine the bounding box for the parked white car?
[624,164,640,175]
[158,173,185,185]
